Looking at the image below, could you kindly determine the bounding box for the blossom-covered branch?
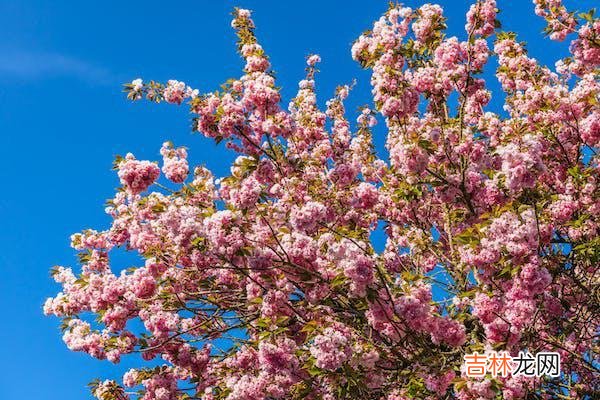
[46,2,599,399]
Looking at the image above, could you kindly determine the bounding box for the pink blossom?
[117,153,160,194]
[307,54,321,66]
[310,325,353,371]
[160,142,189,183]
[45,3,600,399]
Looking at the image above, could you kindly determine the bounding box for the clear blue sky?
[0,1,592,398]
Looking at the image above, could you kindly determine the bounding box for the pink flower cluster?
[309,325,353,371]
[49,3,599,400]
[160,141,189,183]
[163,80,197,105]
[117,153,160,194]
[533,0,577,41]
[465,0,497,37]
[412,4,444,43]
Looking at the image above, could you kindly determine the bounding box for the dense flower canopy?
[45,1,599,399]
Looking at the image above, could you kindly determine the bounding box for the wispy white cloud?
[0,49,114,84]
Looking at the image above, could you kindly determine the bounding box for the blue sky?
[0,0,593,398]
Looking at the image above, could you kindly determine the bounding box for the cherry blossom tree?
[45,1,599,399]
